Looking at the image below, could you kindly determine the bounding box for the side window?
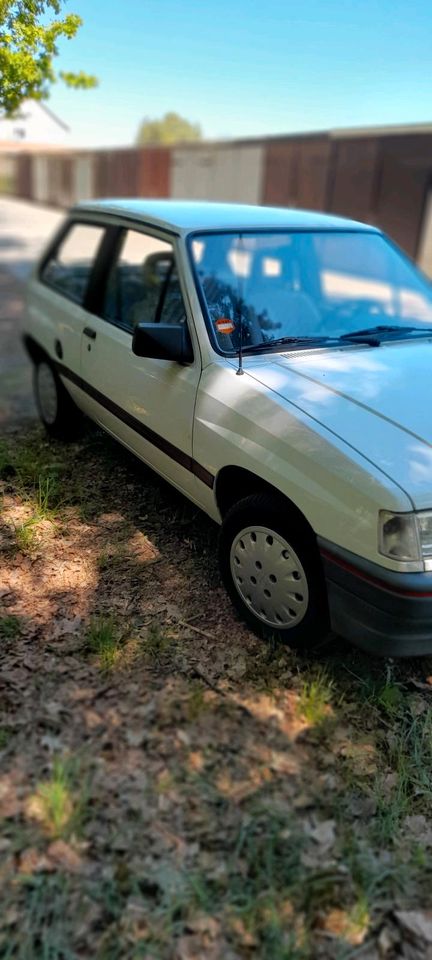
[103,229,175,333]
[42,222,105,306]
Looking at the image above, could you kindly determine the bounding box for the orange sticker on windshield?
[215,317,235,335]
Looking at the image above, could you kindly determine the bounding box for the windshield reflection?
[190,231,432,352]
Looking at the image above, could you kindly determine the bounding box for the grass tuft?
[0,727,11,749]
[26,756,88,839]
[297,670,334,726]
[186,814,309,958]
[84,614,122,671]
[142,622,174,661]
[373,680,404,717]
[35,472,62,519]
[96,545,129,573]
[372,708,432,842]
[14,517,39,553]
[186,681,209,722]
[0,614,23,641]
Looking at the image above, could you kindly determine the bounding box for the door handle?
[83,327,96,340]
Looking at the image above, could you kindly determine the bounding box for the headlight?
[379,510,432,562]
[379,511,420,561]
[417,511,432,557]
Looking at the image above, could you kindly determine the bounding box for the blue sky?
[49,0,432,147]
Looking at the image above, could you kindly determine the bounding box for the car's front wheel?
[219,494,329,649]
[34,360,81,440]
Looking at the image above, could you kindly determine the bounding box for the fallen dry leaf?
[125,727,146,748]
[377,925,399,956]
[338,741,378,775]
[306,819,336,851]
[403,815,432,846]
[46,839,83,873]
[319,907,369,945]
[18,848,54,874]
[394,910,432,945]
[187,914,221,939]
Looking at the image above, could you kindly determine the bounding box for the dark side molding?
[23,336,214,489]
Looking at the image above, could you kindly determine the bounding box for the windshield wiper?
[339,324,432,343]
[234,324,432,361]
[240,335,336,355]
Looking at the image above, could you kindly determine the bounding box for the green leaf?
[0,0,98,115]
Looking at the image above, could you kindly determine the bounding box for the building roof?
[0,141,71,153]
[330,121,432,139]
[38,101,70,133]
[75,199,377,234]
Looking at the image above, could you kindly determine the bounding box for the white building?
[0,100,70,149]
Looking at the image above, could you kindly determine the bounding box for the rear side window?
[42,222,105,306]
[103,229,176,333]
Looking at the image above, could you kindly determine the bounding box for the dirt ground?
[0,268,33,428]
[2,263,432,960]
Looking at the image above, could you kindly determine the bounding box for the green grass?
[14,516,39,553]
[0,436,65,515]
[35,472,62,519]
[84,614,122,671]
[185,681,209,721]
[0,874,72,960]
[297,669,335,726]
[125,812,311,959]
[96,546,128,573]
[0,727,11,749]
[28,756,89,840]
[0,443,11,478]
[371,708,432,843]
[185,814,309,959]
[0,614,23,640]
[141,622,174,662]
[4,430,432,958]
[362,677,405,717]
[1,435,67,553]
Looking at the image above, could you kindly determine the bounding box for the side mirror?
[132,323,193,363]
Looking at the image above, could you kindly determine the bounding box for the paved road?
[0,198,63,428]
[0,197,63,282]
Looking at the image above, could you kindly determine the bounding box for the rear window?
[42,222,105,306]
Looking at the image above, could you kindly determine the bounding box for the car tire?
[219,493,329,649]
[33,360,81,440]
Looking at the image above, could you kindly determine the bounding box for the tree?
[0,0,97,116]
[136,111,202,146]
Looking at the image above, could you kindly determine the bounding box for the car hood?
[245,339,432,510]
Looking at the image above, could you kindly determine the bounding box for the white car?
[23,200,432,656]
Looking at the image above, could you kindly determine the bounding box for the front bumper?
[319,538,432,657]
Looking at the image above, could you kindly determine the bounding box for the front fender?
[194,363,415,570]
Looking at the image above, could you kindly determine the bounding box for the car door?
[79,224,203,500]
[30,219,108,387]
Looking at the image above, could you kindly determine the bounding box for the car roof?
[74,199,378,235]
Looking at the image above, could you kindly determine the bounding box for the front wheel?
[219,494,329,649]
[33,360,81,440]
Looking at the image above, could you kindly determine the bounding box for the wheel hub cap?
[230,525,309,629]
[37,363,58,425]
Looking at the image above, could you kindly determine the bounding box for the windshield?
[189,230,432,352]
